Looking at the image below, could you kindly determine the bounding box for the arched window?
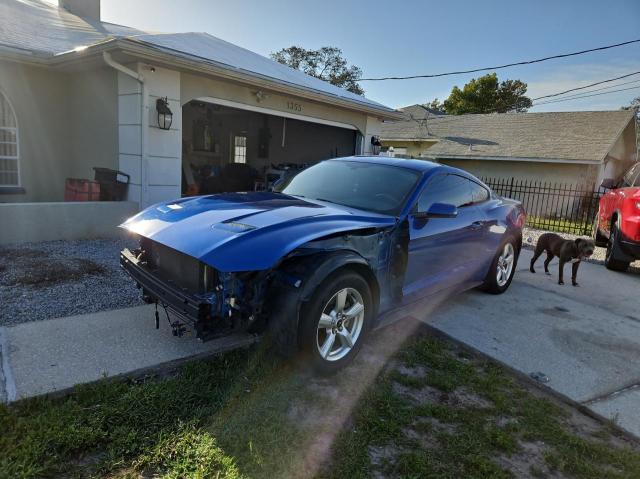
[0,91,19,187]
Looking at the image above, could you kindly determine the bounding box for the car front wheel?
[299,270,373,374]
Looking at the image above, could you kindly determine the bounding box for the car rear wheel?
[299,270,372,374]
[481,237,518,294]
[605,221,630,272]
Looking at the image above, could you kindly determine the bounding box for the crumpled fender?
[202,217,394,271]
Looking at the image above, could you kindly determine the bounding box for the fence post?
[508,177,514,198]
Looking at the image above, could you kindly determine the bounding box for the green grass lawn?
[2,329,639,478]
[526,216,594,236]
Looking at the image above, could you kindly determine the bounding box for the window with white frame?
[0,91,19,187]
[233,135,247,163]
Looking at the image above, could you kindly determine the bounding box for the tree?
[270,46,364,95]
[423,98,446,114]
[622,96,640,113]
[442,73,532,114]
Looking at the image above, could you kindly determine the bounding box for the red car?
[594,162,640,271]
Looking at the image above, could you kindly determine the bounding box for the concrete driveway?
[422,248,640,437]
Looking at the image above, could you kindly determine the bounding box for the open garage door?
[181,99,359,195]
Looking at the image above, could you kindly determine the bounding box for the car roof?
[329,156,441,173]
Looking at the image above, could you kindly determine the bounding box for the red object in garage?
[64,178,101,201]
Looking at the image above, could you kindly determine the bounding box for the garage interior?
[181,100,358,195]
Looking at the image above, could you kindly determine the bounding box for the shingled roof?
[0,0,394,115]
[381,105,636,163]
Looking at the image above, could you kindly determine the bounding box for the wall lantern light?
[156,97,173,130]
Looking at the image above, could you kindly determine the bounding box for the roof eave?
[380,137,438,142]
[423,154,603,165]
[18,38,401,119]
[0,38,401,119]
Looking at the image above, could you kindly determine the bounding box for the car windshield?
[282,160,421,215]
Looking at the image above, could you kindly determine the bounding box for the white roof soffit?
[424,154,602,165]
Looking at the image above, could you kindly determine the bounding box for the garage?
[181,99,359,195]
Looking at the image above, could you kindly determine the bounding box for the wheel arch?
[296,251,380,316]
[264,250,380,357]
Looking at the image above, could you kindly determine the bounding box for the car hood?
[120,192,396,272]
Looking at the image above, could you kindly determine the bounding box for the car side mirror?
[600,178,617,190]
[415,202,458,219]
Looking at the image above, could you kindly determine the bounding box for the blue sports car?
[120,156,525,373]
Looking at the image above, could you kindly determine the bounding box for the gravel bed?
[0,238,143,326]
[523,226,640,271]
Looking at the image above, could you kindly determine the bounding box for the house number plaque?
[286,101,303,112]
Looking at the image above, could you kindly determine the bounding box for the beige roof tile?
[381,105,635,163]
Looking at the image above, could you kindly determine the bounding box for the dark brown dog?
[529,233,595,286]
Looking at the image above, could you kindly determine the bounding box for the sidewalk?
[0,305,256,402]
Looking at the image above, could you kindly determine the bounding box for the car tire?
[605,221,630,272]
[298,269,373,375]
[480,236,519,294]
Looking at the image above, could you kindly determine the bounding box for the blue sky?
[99,0,640,112]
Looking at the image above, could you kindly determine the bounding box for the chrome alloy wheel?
[316,287,365,362]
[496,242,515,287]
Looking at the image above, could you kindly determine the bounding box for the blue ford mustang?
[120,156,525,373]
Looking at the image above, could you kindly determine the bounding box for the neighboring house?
[381,104,638,189]
[0,0,399,210]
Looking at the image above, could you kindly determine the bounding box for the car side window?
[417,174,474,212]
[469,180,490,204]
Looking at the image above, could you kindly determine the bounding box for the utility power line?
[537,78,640,98]
[533,85,640,105]
[360,39,640,81]
[532,71,640,100]
[415,71,640,121]
[402,73,640,131]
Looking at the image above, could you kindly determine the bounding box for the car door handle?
[470,221,483,230]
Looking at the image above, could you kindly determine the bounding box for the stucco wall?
[598,120,638,187]
[0,61,118,202]
[438,158,600,188]
[0,61,70,202]
[116,64,182,207]
[68,67,119,181]
[0,201,138,244]
[382,139,437,158]
[181,72,368,133]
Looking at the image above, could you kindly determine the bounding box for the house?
[0,0,399,243]
[380,104,638,189]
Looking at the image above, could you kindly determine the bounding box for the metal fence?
[481,177,604,236]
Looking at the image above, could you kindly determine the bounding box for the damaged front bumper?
[120,248,212,335]
[120,245,263,341]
